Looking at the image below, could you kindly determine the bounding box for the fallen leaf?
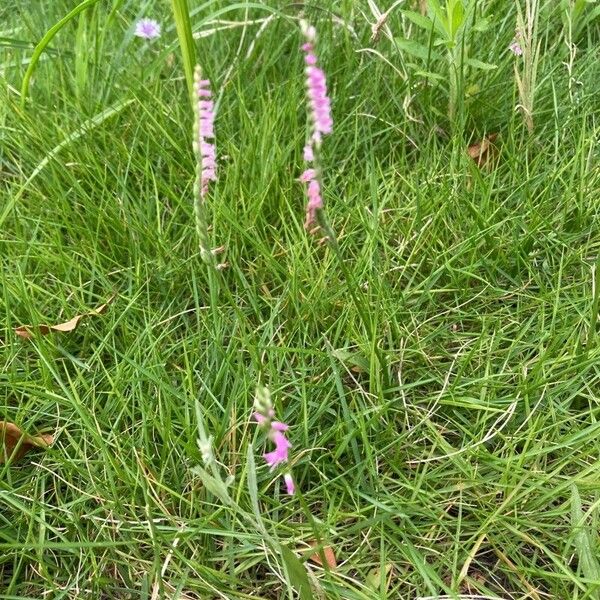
[467,133,499,169]
[307,541,337,570]
[15,295,115,339]
[0,421,54,464]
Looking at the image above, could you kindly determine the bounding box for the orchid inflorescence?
[192,66,219,264]
[253,386,294,495]
[299,20,333,234]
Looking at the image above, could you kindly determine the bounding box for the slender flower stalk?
[192,66,218,265]
[297,21,390,392]
[253,386,295,495]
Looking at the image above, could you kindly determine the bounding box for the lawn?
[1,1,600,598]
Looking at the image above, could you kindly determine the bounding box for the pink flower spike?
[307,179,322,204]
[284,473,295,495]
[193,69,217,200]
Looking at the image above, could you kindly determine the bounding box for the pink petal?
[283,473,295,495]
[253,412,267,424]
[271,421,289,432]
[299,168,316,182]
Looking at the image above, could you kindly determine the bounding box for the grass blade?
[0,98,133,228]
[169,0,197,105]
[20,0,101,107]
[571,484,600,597]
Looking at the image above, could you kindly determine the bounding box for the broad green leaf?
[414,70,445,82]
[394,38,441,61]
[426,0,449,37]
[465,58,498,70]
[402,10,435,32]
[589,5,600,20]
[450,0,465,39]
[571,485,600,598]
[280,545,313,600]
[366,562,392,591]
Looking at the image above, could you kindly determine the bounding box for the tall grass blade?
[20,0,101,107]
[571,484,600,598]
[169,0,197,105]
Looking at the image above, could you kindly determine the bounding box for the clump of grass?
[1,1,600,598]
[513,0,541,134]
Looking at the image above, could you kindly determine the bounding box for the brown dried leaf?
[467,133,499,169]
[15,295,115,340]
[307,541,337,569]
[0,421,54,464]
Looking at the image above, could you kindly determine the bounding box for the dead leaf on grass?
[467,133,499,169]
[307,541,337,569]
[15,295,115,340]
[0,421,54,464]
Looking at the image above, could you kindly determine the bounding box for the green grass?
[1,0,600,598]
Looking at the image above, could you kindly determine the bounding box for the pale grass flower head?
[509,41,523,56]
[134,18,161,40]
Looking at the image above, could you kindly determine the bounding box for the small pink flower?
[299,168,316,182]
[509,41,523,56]
[304,179,323,229]
[283,473,295,495]
[134,18,161,40]
[253,412,267,425]
[303,144,314,162]
[271,421,289,432]
[263,431,292,468]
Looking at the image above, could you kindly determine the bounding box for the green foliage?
[398,0,496,123]
[1,0,600,597]
[20,0,102,107]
